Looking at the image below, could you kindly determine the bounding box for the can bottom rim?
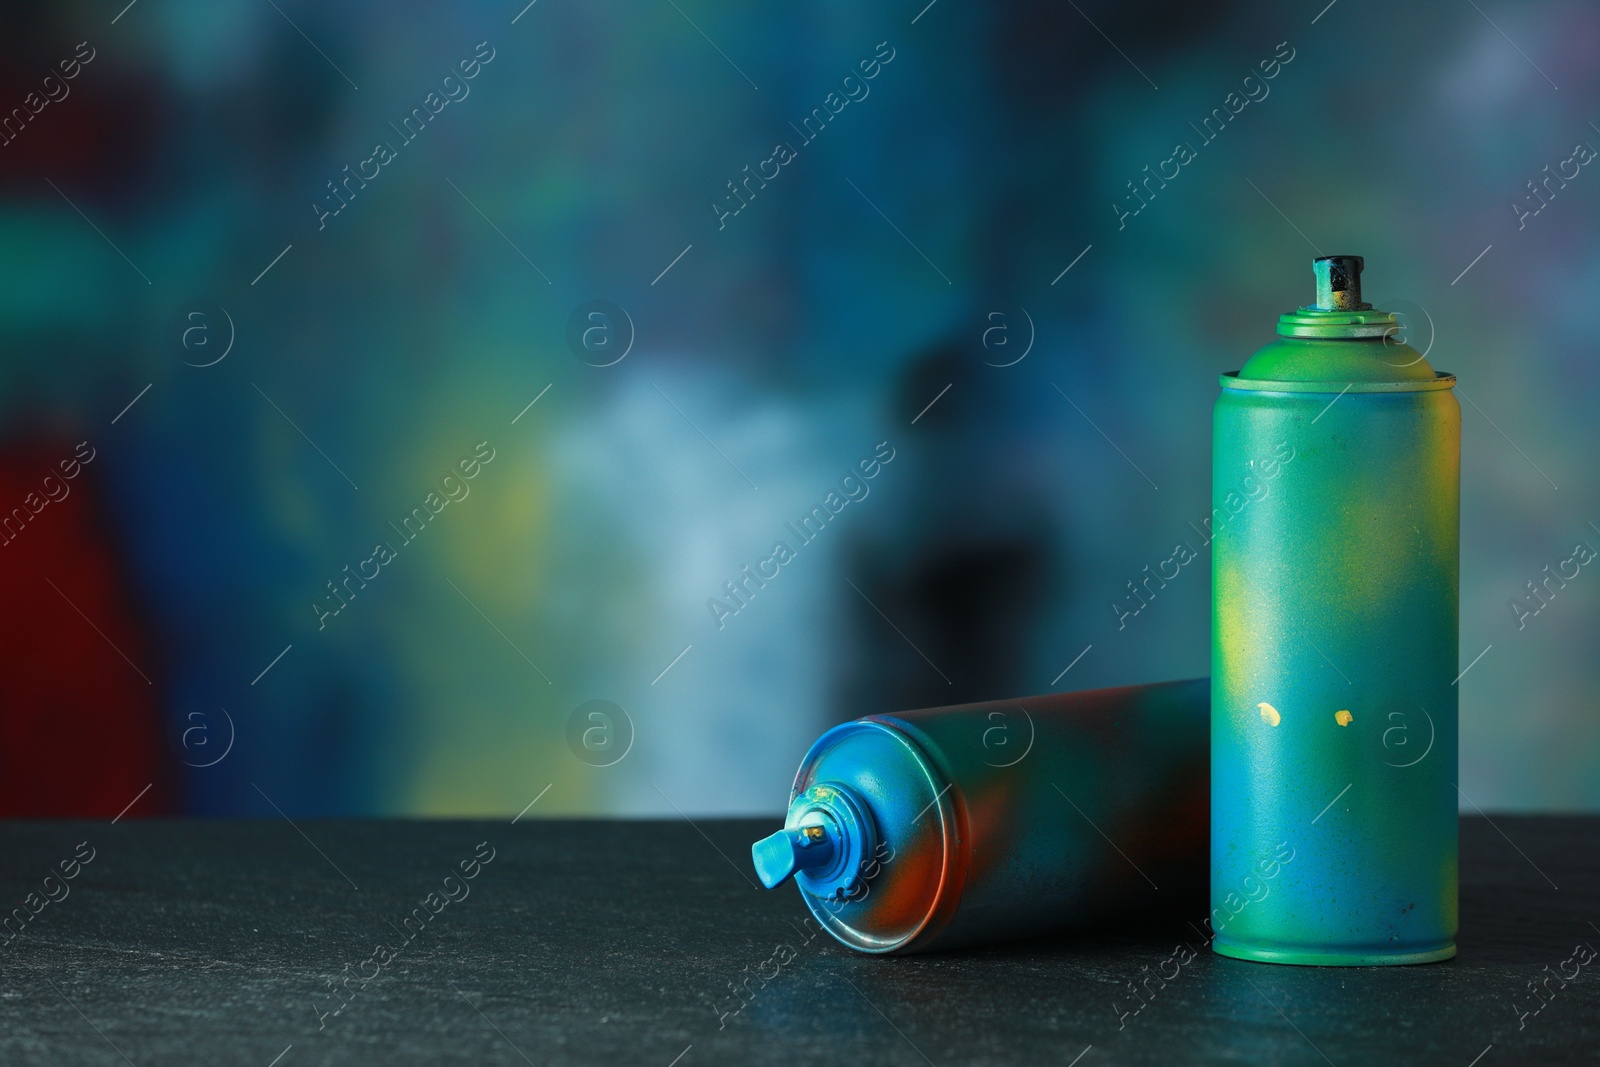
[1212,936,1456,967]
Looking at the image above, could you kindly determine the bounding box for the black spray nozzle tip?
[1312,255,1369,310]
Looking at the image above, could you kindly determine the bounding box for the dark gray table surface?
[0,815,1594,1066]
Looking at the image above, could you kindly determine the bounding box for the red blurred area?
[0,440,170,817]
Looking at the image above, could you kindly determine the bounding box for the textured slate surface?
[0,816,1594,1066]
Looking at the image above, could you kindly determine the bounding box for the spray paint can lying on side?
[750,679,1208,954]
[1212,255,1459,966]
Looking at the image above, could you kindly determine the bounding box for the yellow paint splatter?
[1335,709,1353,727]
[1258,702,1281,727]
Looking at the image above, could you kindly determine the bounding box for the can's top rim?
[788,718,963,953]
[1220,371,1456,394]
[1276,307,1399,339]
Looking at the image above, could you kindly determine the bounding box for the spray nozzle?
[751,822,840,889]
[750,781,877,897]
[1312,255,1370,311]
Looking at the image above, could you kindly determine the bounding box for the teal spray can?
[1211,256,1460,965]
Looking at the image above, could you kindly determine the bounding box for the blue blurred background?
[0,0,1595,817]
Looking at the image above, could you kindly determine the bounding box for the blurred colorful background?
[0,0,1595,817]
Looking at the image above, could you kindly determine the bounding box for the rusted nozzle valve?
[1312,255,1370,311]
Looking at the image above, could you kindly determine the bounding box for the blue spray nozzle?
[751,823,838,889]
[751,782,877,897]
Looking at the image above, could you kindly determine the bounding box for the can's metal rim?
[791,719,964,954]
[1276,307,1398,339]
[1219,371,1456,394]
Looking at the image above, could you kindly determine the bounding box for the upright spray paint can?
[1211,256,1459,965]
[750,679,1208,953]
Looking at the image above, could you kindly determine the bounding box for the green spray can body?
[1211,256,1459,965]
